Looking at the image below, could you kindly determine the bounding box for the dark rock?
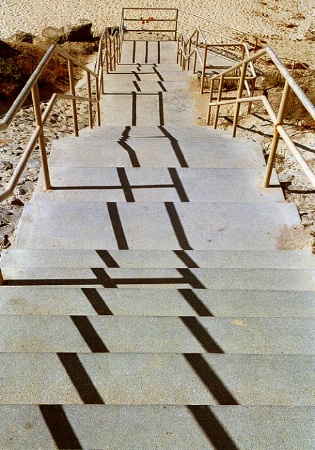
[65,20,93,42]
[41,20,93,44]
[11,198,24,206]
[305,26,315,41]
[8,32,35,44]
[0,39,20,58]
[0,234,10,249]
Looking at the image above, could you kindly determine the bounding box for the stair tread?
[14,201,300,250]
[0,353,313,405]
[0,315,313,354]
[0,287,314,317]
[0,405,313,450]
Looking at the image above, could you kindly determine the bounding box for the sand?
[1,0,314,66]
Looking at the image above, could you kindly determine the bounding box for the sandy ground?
[1,0,314,66]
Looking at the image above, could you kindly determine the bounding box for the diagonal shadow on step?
[71,316,109,352]
[158,126,189,167]
[179,289,214,316]
[58,353,105,404]
[165,202,192,249]
[185,353,238,405]
[82,288,114,315]
[187,405,239,450]
[40,405,83,449]
[174,250,198,267]
[118,125,141,167]
[107,202,129,249]
[181,316,222,352]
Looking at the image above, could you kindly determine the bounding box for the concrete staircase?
[0,40,314,449]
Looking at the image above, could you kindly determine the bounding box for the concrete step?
[2,267,314,291]
[0,315,313,354]
[49,137,267,168]
[1,287,314,317]
[100,86,196,126]
[78,124,233,139]
[34,167,283,203]
[0,353,313,405]
[103,77,190,93]
[120,41,177,64]
[14,201,300,250]
[3,249,314,269]
[0,405,312,449]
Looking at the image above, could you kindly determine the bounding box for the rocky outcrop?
[41,20,93,44]
[0,39,20,58]
[7,31,35,44]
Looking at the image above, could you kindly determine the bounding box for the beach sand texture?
[1,0,314,64]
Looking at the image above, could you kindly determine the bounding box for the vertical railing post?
[187,38,192,71]
[232,61,248,137]
[263,80,291,188]
[68,60,79,137]
[201,45,208,94]
[214,75,224,128]
[207,79,214,125]
[86,72,93,129]
[95,75,101,127]
[31,81,51,190]
[248,76,256,114]
[180,36,183,66]
[175,9,179,41]
[193,49,197,74]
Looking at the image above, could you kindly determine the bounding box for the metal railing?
[121,8,178,40]
[206,47,315,188]
[95,26,123,94]
[177,28,202,73]
[177,9,258,49]
[177,27,257,99]
[0,45,101,203]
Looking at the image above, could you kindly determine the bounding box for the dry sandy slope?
[1,0,314,66]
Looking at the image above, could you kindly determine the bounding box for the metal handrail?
[95,26,123,95]
[177,9,252,38]
[206,46,315,188]
[0,44,100,203]
[121,7,178,40]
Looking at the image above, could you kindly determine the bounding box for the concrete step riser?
[1,268,314,291]
[2,249,314,269]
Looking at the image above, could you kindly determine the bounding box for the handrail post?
[86,72,93,129]
[68,60,79,137]
[214,75,224,128]
[207,79,214,124]
[263,80,291,187]
[193,49,197,74]
[95,74,101,127]
[175,9,179,41]
[31,82,51,190]
[248,77,256,114]
[232,61,248,137]
[201,45,207,94]
[187,38,192,70]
